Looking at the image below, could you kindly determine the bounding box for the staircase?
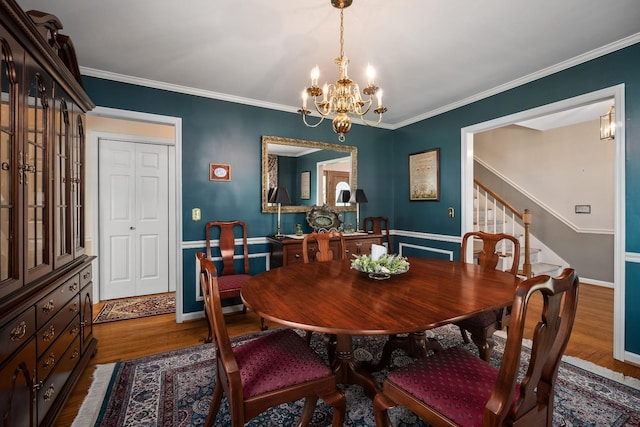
[474,179,562,278]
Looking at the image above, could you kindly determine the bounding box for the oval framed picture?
[209,163,231,181]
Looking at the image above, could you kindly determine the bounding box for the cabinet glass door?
[54,97,72,267]
[72,114,85,257]
[24,72,52,282]
[0,41,19,297]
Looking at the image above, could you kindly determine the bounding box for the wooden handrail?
[474,179,523,219]
[474,179,532,277]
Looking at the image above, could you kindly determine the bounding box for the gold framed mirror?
[261,135,358,213]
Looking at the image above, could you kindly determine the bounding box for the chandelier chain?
[339,8,344,59]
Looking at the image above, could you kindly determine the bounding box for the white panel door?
[99,139,169,299]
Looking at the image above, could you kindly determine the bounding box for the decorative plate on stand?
[306,204,343,232]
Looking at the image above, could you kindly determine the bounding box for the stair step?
[519,262,562,278]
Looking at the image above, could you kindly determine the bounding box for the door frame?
[87,106,184,322]
[461,84,626,361]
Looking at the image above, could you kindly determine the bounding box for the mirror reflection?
[261,135,358,213]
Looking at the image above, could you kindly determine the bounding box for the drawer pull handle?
[43,325,55,342]
[42,300,55,314]
[69,326,79,336]
[83,272,91,280]
[43,385,55,401]
[70,303,79,313]
[43,353,56,370]
[10,321,27,341]
[69,281,79,292]
[71,349,80,360]
[294,254,301,258]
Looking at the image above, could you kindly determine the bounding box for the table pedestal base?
[374,331,443,371]
[332,335,380,397]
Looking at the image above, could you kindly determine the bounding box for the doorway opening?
[87,107,184,321]
[461,84,626,361]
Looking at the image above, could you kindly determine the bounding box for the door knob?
[130,226,136,230]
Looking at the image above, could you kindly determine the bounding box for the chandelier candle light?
[298,0,387,142]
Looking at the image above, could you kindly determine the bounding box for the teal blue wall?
[389,42,640,353]
[83,41,640,353]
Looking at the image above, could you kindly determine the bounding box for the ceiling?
[15,0,640,129]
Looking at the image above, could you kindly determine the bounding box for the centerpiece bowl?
[351,254,410,280]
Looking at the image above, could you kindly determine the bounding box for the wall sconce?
[269,187,291,237]
[349,189,368,232]
[600,105,615,140]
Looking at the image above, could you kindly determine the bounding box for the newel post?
[522,209,532,278]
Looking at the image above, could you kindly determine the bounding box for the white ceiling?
[15,0,640,128]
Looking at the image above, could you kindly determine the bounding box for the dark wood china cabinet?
[0,1,96,425]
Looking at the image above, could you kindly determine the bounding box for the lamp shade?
[269,187,291,205]
[338,189,351,203]
[349,188,368,203]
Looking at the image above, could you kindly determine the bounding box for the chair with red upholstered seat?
[197,253,346,427]
[455,230,521,361]
[302,231,347,263]
[363,216,393,254]
[205,221,265,337]
[373,268,579,427]
[301,231,346,359]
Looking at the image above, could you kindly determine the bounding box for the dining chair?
[456,230,520,361]
[198,253,347,427]
[363,216,393,254]
[373,268,579,427]
[302,231,347,263]
[301,231,346,358]
[205,220,266,337]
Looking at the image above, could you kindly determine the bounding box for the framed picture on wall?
[409,148,440,201]
[210,163,231,181]
[300,170,311,199]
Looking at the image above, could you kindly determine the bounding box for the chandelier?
[298,0,387,142]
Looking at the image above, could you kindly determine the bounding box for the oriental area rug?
[93,293,175,324]
[73,324,640,427]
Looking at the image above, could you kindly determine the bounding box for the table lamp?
[338,189,351,204]
[349,188,368,232]
[269,187,291,237]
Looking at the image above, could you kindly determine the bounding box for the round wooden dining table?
[241,257,520,396]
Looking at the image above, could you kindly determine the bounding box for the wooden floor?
[54,283,640,426]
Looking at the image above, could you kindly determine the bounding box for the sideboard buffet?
[267,233,382,268]
[0,1,96,425]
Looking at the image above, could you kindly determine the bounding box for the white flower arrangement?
[351,253,410,275]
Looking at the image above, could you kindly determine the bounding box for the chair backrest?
[363,216,393,254]
[198,252,238,375]
[205,220,249,276]
[302,231,346,263]
[461,231,520,275]
[484,268,579,425]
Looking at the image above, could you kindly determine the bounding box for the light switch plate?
[192,208,201,221]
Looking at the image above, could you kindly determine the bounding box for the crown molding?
[81,33,639,131]
[393,33,640,129]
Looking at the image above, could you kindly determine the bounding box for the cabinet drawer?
[0,307,35,362]
[37,314,81,383]
[37,335,81,425]
[345,239,372,257]
[36,274,80,329]
[79,264,92,288]
[37,295,80,358]
[285,247,305,265]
